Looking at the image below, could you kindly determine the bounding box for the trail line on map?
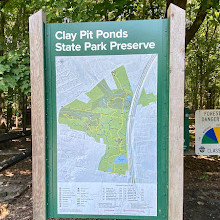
[63,106,126,120]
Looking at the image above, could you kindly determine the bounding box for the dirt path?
[184,155,220,220]
[0,157,32,220]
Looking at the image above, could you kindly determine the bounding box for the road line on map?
[126,54,157,183]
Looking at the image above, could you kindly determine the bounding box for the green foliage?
[0,0,219,128]
[0,51,30,95]
[0,0,44,129]
[185,9,220,109]
[42,0,167,22]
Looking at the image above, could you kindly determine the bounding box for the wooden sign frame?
[29,4,185,220]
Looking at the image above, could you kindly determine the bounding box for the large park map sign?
[44,20,169,219]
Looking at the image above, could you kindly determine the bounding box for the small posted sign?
[195,110,220,155]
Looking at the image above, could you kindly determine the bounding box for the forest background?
[0,0,219,132]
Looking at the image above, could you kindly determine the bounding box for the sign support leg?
[167,4,185,220]
[29,10,47,220]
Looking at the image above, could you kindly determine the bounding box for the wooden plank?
[0,130,31,142]
[29,10,46,220]
[167,4,185,220]
[0,149,32,172]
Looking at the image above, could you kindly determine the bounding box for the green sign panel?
[45,19,169,219]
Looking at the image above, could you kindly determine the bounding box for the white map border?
[56,54,158,216]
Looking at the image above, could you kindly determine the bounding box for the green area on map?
[58,66,156,175]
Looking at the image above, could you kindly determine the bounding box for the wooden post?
[15,116,18,128]
[29,10,46,220]
[167,4,185,220]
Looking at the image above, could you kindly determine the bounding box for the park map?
[58,64,156,176]
[56,54,158,215]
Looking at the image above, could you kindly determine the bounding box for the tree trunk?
[22,93,27,133]
[0,1,8,130]
[166,0,213,48]
[193,62,200,110]
[0,2,5,56]
[198,55,204,109]
[6,88,13,132]
[143,0,147,19]
[0,93,6,130]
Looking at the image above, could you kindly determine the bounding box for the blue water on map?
[103,98,106,104]
[107,168,113,172]
[113,156,127,164]
[126,95,131,102]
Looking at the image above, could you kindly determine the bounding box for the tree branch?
[149,0,155,19]
[142,0,146,19]
[185,8,207,46]
[186,0,214,47]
